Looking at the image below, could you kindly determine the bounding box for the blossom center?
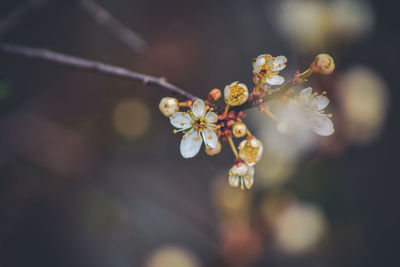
[228,85,246,105]
[193,117,207,131]
[241,142,259,164]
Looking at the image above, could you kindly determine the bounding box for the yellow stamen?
[173,129,177,134]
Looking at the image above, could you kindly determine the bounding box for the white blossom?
[224,81,249,106]
[170,99,219,158]
[238,137,264,166]
[253,54,287,86]
[282,87,334,136]
[228,161,255,190]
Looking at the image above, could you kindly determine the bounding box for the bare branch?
[0,42,197,100]
[78,0,147,53]
[0,0,49,37]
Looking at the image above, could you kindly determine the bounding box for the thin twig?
[0,0,49,37]
[78,0,147,53]
[0,42,197,100]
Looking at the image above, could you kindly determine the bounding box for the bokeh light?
[145,245,201,267]
[113,98,151,139]
[274,202,328,255]
[337,66,388,143]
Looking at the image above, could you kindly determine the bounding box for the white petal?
[244,176,254,189]
[311,95,329,110]
[170,112,192,129]
[229,175,239,187]
[205,111,218,124]
[253,56,266,73]
[191,99,205,118]
[271,56,287,71]
[202,127,218,149]
[231,162,249,176]
[266,75,285,85]
[180,130,203,158]
[299,87,313,103]
[310,114,334,136]
[248,166,255,177]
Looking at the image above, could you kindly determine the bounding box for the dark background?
[0,0,399,266]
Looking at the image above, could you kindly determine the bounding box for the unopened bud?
[159,97,179,117]
[311,53,335,75]
[205,141,222,156]
[208,88,222,102]
[232,122,247,138]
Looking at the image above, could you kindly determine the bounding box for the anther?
[328,113,333,118]
[173,129,177,134]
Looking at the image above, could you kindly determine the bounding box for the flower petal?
[244,176,254,189]
[205,111,218,124]
[266,75,285,85]
[271,56,287,71]
[202,126,218,149]
[310,114,334,136]
[253,55,267,73]
[311,95,329,110]
[299,87,313,103]
[180,130,203,158]
[229,175,239,187]
[170,112,192,129]
[191,99,206,118]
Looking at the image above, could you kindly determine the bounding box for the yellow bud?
[311,54,335,75]
[159,97,179,117]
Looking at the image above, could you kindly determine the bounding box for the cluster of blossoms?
[159,53,335,190]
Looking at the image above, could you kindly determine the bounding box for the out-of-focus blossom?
[159,97,179,117]
[311,53,335,75]
[232,121,247,138]
[337,66,388,143]
[170,99,218,158]
[113,98,151,139]
[274,202,328,254]
[280,87,334,136]
[238,136,263,166]
[224,81,249,106]
[145,245,200,267]
[253,54,287,86]
[272,0,374,51]
[228,160,255,190]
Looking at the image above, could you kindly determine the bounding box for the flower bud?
[232,122,247,138]
[208,88,222,102]
[224,81,249,106]
[205,141,222,156]
[159,97,179,117]
[311,54,335,75]
[238,137,263,166]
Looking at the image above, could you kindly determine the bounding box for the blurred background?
[0,0,399,266]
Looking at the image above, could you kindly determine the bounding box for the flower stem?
[223,104,230,116]
[227,136,239,159]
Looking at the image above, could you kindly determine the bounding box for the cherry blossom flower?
[253,54,287,86]
[228,161,255,190]
[170,99,219,158]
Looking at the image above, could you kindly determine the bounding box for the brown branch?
[0,42,197,100]
[0,0,49,37]
[78,0,147,53]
